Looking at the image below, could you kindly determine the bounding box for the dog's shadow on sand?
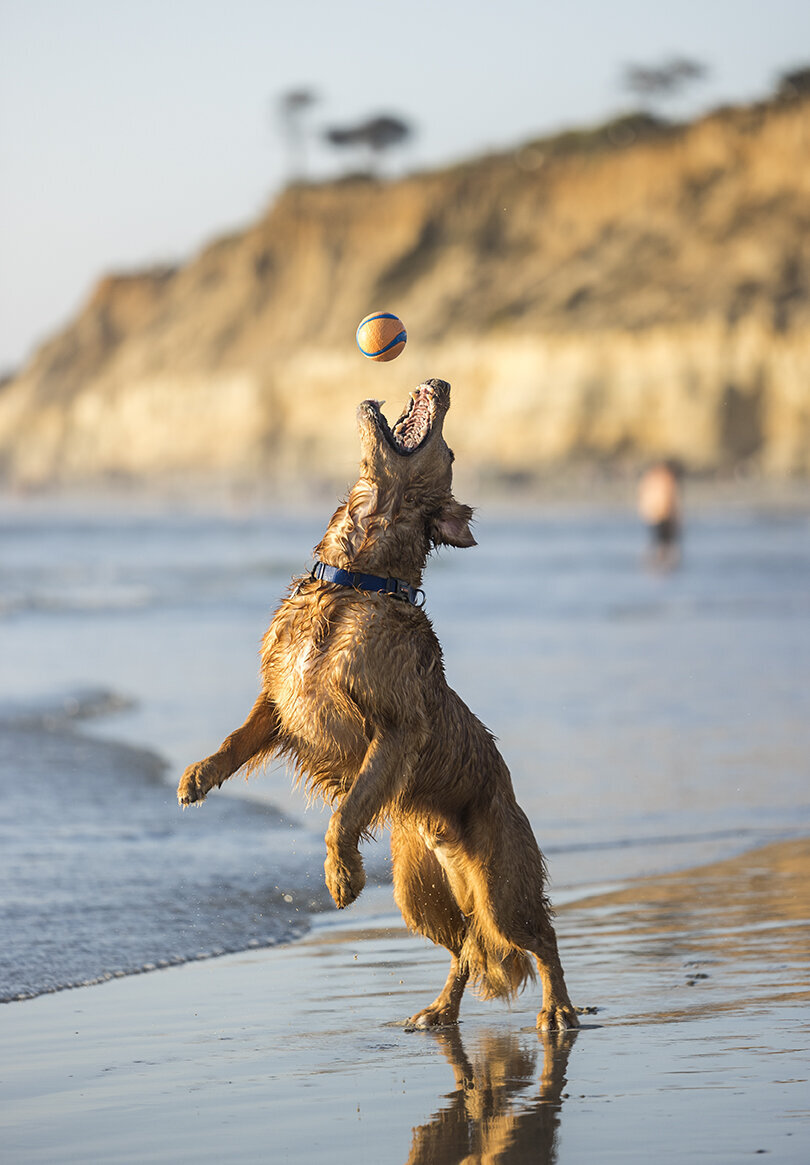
[406,1025,578,1165]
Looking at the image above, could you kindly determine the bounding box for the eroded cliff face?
[1,95,808,489]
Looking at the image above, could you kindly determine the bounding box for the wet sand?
[1,838,808,1164]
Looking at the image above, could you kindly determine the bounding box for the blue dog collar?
[310,561,425,608]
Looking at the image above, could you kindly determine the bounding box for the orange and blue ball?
[355,312,407,362]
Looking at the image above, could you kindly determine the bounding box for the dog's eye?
[447,449,455,464]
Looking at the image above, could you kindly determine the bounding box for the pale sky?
[1,0,808,371]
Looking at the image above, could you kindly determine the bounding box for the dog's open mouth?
[372,384,435,456]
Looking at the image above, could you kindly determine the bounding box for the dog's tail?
[459,924,536,1002]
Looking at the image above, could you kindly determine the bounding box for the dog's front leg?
[178,694,279,806]
[324,728,416,909]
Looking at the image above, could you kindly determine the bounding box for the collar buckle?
[386,578,425,607]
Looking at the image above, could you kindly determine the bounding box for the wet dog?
[178,378,578,1031]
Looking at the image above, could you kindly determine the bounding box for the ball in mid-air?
[356,311,407,362]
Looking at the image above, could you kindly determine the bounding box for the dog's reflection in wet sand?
[407,1026,578,1165]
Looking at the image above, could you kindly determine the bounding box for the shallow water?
[1,494,809,1000]
[2,841,807,1164]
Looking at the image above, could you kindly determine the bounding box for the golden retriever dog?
[178,378,578,1032]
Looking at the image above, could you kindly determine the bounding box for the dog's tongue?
[393,387,431,452]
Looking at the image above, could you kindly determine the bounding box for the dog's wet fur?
[178,378,578,1032]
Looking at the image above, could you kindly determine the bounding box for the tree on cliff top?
[622,57,708,111]
[324,114,413,178]
[277,88,320,183]
[777,65,810,98]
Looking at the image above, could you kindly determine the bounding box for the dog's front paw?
[537,1003,580,1033]
[324,848,366,909]
[177,760,218,807]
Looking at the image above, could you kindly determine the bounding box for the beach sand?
[2,838,808,1164]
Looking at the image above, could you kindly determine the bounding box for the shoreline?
[2,837,808,1163]
[1,473,809,518]
[3,813,802,1007]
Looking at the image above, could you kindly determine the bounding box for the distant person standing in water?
[637,460,683,570]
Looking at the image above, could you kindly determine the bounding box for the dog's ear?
[430,499,476,548]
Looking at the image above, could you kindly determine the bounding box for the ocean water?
[1,492,809,1002]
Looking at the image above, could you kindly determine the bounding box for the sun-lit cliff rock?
[1,92,808,490]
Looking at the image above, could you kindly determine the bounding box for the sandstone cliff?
[1,93,809,490]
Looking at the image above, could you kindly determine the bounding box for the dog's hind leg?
[525,918,579,1033]
[406,957,469,1032]
[478,809,579,1033]
[391,822,469,1029]
[177,694,280,806]
[483,889,577,1032]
